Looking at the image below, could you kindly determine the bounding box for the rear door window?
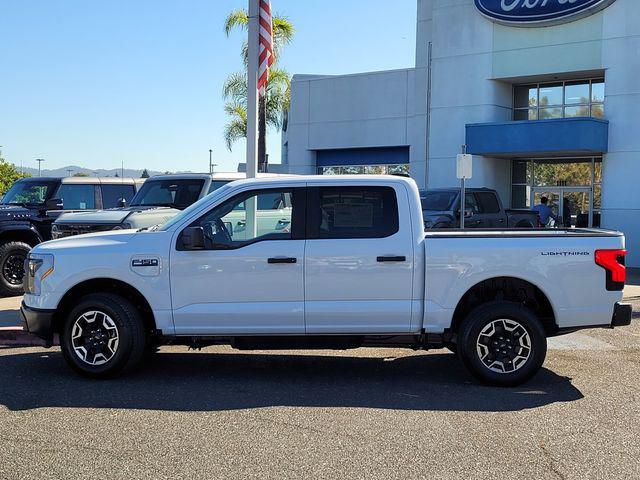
[476,192,501,214]
[101,184,136,208]
[308,187,399,239]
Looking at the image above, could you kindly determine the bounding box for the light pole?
[67,168,73,177]
[36,158,45,177]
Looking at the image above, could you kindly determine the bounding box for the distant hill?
[19,165,167,178]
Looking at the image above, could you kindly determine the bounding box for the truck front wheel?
[0,241,31,296]
[456,301,547,387]
[60,293,146,378]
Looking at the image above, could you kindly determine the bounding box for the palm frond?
[223,102,248,151]
[224,9,248,36]
[222,72,248,102]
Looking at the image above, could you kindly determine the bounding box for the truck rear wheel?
[60,293,146,378]
[0,241,31,296]
[456,301,547,387]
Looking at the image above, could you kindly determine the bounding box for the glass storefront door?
[531,188,593,228]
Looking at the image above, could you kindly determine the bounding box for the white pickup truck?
[21,175,631,386]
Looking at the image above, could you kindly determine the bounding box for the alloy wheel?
[2,253,26,286]
[71,310,120,366]
[476,318,532,374]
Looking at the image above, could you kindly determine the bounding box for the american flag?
[257,0,274,96]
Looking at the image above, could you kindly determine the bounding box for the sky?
[1,0,417,174]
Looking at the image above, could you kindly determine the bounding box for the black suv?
[0,176,141,295]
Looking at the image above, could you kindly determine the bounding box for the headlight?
[25,253,54,295]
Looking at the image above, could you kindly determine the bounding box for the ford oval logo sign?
[474,0,617,26]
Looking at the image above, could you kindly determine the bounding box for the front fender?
[0,223,43,245]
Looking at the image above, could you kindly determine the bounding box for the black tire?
[0,241,31,296]
[60,293,146,379]
[456,301,547,387]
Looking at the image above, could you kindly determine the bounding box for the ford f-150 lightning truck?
[20,175,632,386]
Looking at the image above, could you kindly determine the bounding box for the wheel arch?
[52,278,157,335]
[450,276,557,337]
[0,226,42,247]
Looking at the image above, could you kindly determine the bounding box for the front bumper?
[611,302,632,328]
[20,302,56,346]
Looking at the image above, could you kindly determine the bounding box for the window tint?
[192,189,296,250]
[1,181,55,205]
[311,187,398,239]
[208,180,231,194]
[476,192,500,214]
[101,184,136,208]
[420,191,457,211]
[55,184,96,210]
[464,193,480,213]
[131,180,204,209]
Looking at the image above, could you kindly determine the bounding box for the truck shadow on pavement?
[0,349,583,412]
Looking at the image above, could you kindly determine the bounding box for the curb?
[0,327,58,348]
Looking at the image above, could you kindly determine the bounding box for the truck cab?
[0,176,140,296]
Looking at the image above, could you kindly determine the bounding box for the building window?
[511,158,602,228]
[317,164,410,176]
[513,79,605,121]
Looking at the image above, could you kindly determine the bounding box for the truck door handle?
[267,257,297,264]
[377,256,406,262]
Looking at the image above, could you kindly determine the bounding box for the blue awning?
[465,118,609,157]
[316,147,409,167]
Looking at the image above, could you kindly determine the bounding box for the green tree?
[73,172,90,177]
[0,157,30,196]
[141,169,150,178]
[223,9,294,171]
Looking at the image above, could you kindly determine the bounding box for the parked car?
[21,175,630,386]
[420,188,539,229]
[51,173,285,239]
[0,176,141,296]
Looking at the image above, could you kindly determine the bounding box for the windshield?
[1,181,56,205]
[159,183,234,232]
[420,191,457,211]
[130,179,205,209]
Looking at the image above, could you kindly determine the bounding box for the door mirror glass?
[181,226,205,250]
[46,198,63,210]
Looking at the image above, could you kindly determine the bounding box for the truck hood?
[35,229,139,252]
[55,206,173,225]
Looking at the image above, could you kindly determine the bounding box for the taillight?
[595,249,627,291]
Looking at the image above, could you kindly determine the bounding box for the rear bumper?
[611,302,632,328]
[20,302,56,346]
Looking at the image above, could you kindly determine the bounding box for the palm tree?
[223,9,294,171]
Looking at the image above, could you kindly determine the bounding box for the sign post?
[456,148,473,229]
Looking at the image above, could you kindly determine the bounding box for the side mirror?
[464,208,475,219]
[181,226,205,250]
[46,198,63,210]
[117,198,127,208]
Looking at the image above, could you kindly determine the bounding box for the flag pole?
[246,0,260,180]
[245,0,260,238]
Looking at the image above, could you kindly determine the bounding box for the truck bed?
[424,228,623,238]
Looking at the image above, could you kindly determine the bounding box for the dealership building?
[280,0,640,265]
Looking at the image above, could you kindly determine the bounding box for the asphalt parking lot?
[0,298,638,480]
